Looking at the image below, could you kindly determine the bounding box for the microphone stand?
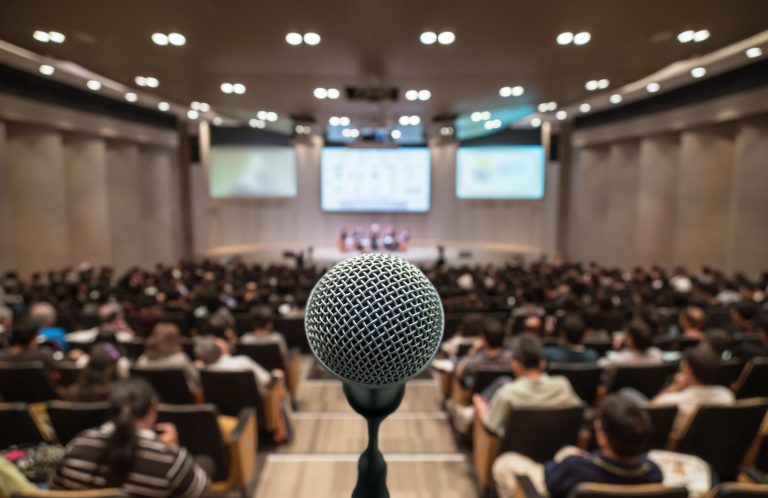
[343,382,406,498]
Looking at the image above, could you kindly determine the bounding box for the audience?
[52,379,210,497]
[0,319,61,383]
[137,322,200,394]
[730,300,759,335]
[598,321,663,368]
[67,302,135,343]
[194,336,272,389]
[492,394,662,498]
[679,306,707,340]
[441,313,485,357]
[544,315,598,363]
[0,304,12,346]
[30,302,68,351]
[455,318,512,386]
[64,342,122,402]
[240,305,289,357]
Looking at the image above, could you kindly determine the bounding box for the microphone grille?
[305,253,444,387]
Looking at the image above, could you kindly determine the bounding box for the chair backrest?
[12,487,125,497]
[121,339,146,361]
[584,339,613,358]
[234,342,285,372]
[456,342,473,358]
[234,313,252,336]
[443,314,463,340]
[645,405,678,450]
[273,317,308,352]
[56,364,83,388]
[200,369,264,421]
[47,400,109,445]
[67,339,95,352]
[675,400,768,481]
[548,363,603,406]
[500,406,585,462]
[471,368,515,395]
[716,359,746,388]
[595,310,629,333]
[156,403,229,482]
[607,363,677,399]
[734,358,768,399]
[0,402,44,448]
[706,307,732,328]
[129,367,196,404]
[707,483,768,497]
[0,361,58,403]
[572,483,689,498]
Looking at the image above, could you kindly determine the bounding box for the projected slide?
[456,146,546,199]
[321,147,431,212]
[209,146,297,198]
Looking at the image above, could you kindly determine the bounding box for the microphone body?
[305,253,443,498]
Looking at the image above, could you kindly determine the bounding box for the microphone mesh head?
[305,253,444,387]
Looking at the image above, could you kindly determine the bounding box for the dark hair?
[144,322,182,360]
[627,320,653,352]
[684,347,721,385]
[460,313,485,337]
[598,394,651,458]
[249,305,273,331]
[104,379,158,484]
[703,329,731,356]
[560,315,586,345]
[482,319,504,349]
[511,333,544,369]
[9,319,38,346]
[67,343,120,402]
[733,301,758,321]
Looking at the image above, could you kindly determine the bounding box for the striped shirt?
[51,423,210,498]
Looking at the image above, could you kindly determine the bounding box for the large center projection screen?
[321,147,431,212]
[209,146,297,198]
[456,146,546,199]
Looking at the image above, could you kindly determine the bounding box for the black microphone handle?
[342,382,406,498]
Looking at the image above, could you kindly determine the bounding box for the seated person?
[598,321,663,368]
[240,305,289,358]
[455,319,512,387]
[67,302,135,343]
[64,342,122,402]
[194,336,272,389]
[441,313,486,358]
[679,306,707,340]
[730,318,768,359]
[0,304,12,347]
[30,302,68,351]
[200,311,238,344]
[137,322,200,394]
[545,315,598,364]
[650,346,735,435]
[492,394,662,498]
[729,300,759,335]
[52,379,210,497]
[482,333,582,437]
[0,319,62,384]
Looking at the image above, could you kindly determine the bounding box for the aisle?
[253,362,479,498]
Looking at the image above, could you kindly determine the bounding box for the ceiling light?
[499,86,513,97]
[86,80,101,91]
[597,79,609,89]
[609,93,623,104]
[585,80,599,91]
[579,103,591,113]
[531,118,541,128]
[220,83,233,94]
[326,88,340,99]
[470,111,482,122]
[418,89,431,101]
[537,103,549,112]
[573,32,591,45]
[499,85,523,98]
[420,31,437,45]
[438,31,455,45]
[314,87,328,99]
[677,30,695,43]
[693,30,710,42]
[691,66,707,78]
[481,111,491,120]
[285,32,303,45]
[124,92,138,102]
[198,102,210,112]
[257,111,268,120]
[440,126,453,136]
[484,120,495,130]
[329,116,341,126]
[556,110,567,120]
[342,128,359,138]
[303,32,321,45]
[38,64,55,76]
[231,83,245,94]
[547,102,557,111]
[249,119,259,128]
[405,90,418,101]
[295,125,309,135]
[33,30,50,42]
[212,117,223,126]
[391,129,402,139]
[49,31,65,43]
[556,32,574,45]
[135,76,147,86]
[511,85,524,97]
[157,101,170,111]
[339,116,351,126]
[646,82,660,93]
[267,112,278,122]
[187,109,199,120]
[746,47,762,58]
[167,33,186,46]
[409,115,421,126]
[152,33,169,46]
[145,77,159,88]
[399,115,411,126]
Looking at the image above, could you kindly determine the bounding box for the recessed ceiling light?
[409,115,421,126]
[257,111,268,120]
[212,116,223,126]
[646,82,660,93]
[187,109,199,120]
[746,47,762,58]
[49,31,65,43]
[220,83,233,94]
[470,111,482,122]
[547,101,558,111]
[391,129,402,139]
[197,102,210,112]
[556,32,574,45]
[420,31,437,45]
[329,116,341,126]
[33,30,50,42]
[609,93,623,104]
[597,79,609,89]
[167,33,186,46]
[438,31,455,45]
[556,110,567,120]
[86,80,102,91]
[157,101,170,111]
[573,32,591,45]
[585,80,599,91]
[579,103,591,113]
[327,88,340,99]
[440,126,454,136]
[267,112,278,122]
[499,86,513,97]
[511,85,524,97]
[693,30,710,42]
[152,33,169,46]
[398,115,410,126]
[249,119,259,128]
[135,76,146,86]
[484,120,495,130]
[537,103,549,112]
[418,89,431,101]
[145,77,159,88]
[691,66,707,78]
[285,32,303,45]
[405,90,418,101]
[303,32,321,45]
[295,125,310,135]
[124,92,138,102]
[232,83,246,94]
[339,116,351,126]
[531,118,542,128]
[38,64,55,76]
[314,87,328,99]
[677,30,695,43]
[481,111,491,120]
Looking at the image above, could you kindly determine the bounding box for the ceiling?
[0,0,767,136]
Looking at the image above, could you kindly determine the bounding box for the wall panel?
[106,142,144,271]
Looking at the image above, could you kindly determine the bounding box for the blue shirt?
[39,326,69,352]
[544,345,599,364]
[545,451,663,498]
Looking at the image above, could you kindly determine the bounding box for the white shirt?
[654,385,735,435]
[67,327,133,343]
[208,355,272,389]
[598,347,664,368]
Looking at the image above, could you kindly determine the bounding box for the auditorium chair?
[442,313,463,340]
[47,400,109,445]
[233,312,251,335]
[0,361,58,402]
[157,404,257,494]
[584,338,613,358]
[707,307,732,328]
[450,368,514,407]
[513,477,689,498]
[594,310,629,334]
[274,317,309,353]
[604,363,677,399]
[129,366,199,404]
[66,338,94,353]
[717,358,747,388]
[548,363,602,406]
[120,339,146,361]
[0,402,44,448]
[706,483,768,497]
[669,399,768,481]
[472,394,584,489]
[55,364,82,388]
[234,342,302,397]
[733,358,768,399]
[645,405,678,450]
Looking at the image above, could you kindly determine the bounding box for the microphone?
[305,253,444,498]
